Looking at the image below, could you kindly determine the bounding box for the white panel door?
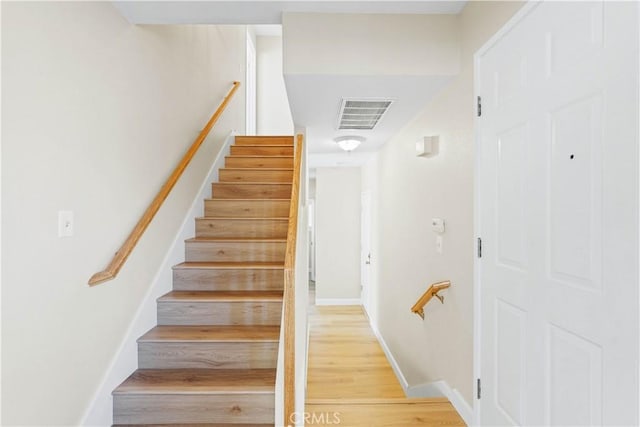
[477,2,638,425]
[361,191,372,313]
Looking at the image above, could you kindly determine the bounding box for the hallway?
[305,305,465,426]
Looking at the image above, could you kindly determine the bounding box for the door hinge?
[477,237,482,258]
[477,96,482,117]
[477,378,482,399]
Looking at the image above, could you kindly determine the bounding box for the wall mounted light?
[335,135,365,152]
[416,135,439,157]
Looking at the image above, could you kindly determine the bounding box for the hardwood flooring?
[305,305,466,426]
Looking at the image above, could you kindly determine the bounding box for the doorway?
[245,30,256,136]
[361,191,372,315]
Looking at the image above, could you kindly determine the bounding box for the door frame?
[360,190,372,314]
[245,29,256,136]
[472,2,542,424]
[637,4,640,424]
[308,198,316,281]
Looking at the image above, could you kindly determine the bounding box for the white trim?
[314,298,361,306]
[472,2,541,426]
[245,31,256,136]
[369,321,408,390]
[80,131,236,426]
[437,382,474,426]
[370,316,473,425]
[637,3,640,425]
[0,3,3,421]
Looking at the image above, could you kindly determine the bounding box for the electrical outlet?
[58,211,74,237]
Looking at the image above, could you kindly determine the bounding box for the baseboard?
[406,380,446,398]
[433,381,474,426]
[369,318,473,427]
[370,322,409,390]
[80,131,236,427]
[315,298,361,306]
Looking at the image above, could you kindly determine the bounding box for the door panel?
[361,191,372,313]
[477,2,638,425]
[495,299,526,425]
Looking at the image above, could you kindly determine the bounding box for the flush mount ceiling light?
[334,135,365,152]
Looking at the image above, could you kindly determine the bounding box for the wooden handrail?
[411,280,451,319]
[283,134,304,425]
[88,81,241,286]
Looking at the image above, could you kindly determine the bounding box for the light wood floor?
[305,305,466,426]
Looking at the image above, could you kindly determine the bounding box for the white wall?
[361,0,523,406]
[257,36,294,135]
[315,168,361,301]
[283,13,459,76]
[309,177,316,199]
[1,3,245,425]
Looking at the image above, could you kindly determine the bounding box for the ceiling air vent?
[337,99,393,130]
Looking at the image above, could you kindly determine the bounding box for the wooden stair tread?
[185,237,286,243]
[213,182,291,185]
[139,325,280,342]
[226,155,293,158]
[232,145,294,148]
[113,369,276,395]
[173,262,285,270]
[222,167,293,171]
[306,397,450,405]
[158,291,284,302]
[235,136,293,144]
[115,424,272,427]
[196,217,288,221]
[205,198,290,202]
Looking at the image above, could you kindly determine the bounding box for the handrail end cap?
[88,271,115,286]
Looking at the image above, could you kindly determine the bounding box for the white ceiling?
[112,1,466,168]
[113,1,466,24]
[286,74,453,165]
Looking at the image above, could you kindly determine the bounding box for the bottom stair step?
[113,369,275,425]
[115,424,273,427]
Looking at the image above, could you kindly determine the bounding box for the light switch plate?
[432,218,445,234]
[436,235,443,254]
[58,211,74,237]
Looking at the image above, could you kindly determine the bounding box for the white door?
[245,31,256,136]
[361,191,372,313]
[476,2,638,426]
[308,199,316,281]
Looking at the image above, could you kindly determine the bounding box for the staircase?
[112,135,295,426]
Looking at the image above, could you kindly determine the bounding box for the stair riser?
[172,269,284,291]
[212,183,292,199]
[219,169,293,183]
[235,136,293,146]
[204,199,290,218]
[157,301,283,326]
[195,219,288,238]
[138,342,278,369]
[230,146,294,156]
[185,241,285,263]
[225,157,293,168]
[113,394,274,424]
